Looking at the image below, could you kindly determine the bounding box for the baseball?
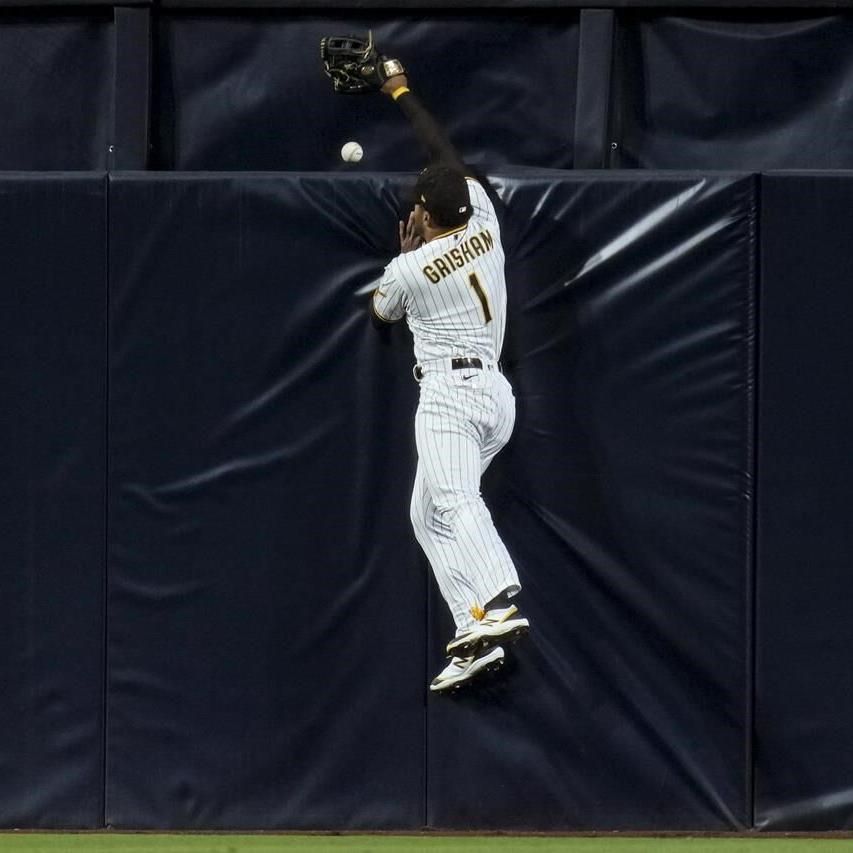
[341,141,364,163]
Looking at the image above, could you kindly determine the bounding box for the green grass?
[1,836,853,853]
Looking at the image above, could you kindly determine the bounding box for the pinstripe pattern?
[411,370,519,631]
[375,178,520,633]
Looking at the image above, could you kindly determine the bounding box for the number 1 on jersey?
[468,272,492,324]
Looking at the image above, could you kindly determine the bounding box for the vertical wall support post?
[573,9,615,169]
[111,6,152,170]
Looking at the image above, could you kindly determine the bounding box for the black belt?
[451,357,482,370]
[414,357,487,382]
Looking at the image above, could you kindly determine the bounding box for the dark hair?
[413,165,472,228]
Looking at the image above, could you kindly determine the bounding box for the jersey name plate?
[422,229,495,283]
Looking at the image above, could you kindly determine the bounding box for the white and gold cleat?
[446,604,529,658]
[429,646,505,694]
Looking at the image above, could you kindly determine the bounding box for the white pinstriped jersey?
[372,179,506,364]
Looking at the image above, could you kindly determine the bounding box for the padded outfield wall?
[2,0,853,833]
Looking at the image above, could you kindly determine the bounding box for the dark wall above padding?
[152,12,578,171]
[612,13,853,170]
[0,11,113,169]
[6,9,853,172]
[0,175,106,828]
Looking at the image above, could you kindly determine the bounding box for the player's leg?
[477,370,521,599]
[415,377,518,616]
[411,461,508,691]
[444,372,529,657]
[480,371,516,475]
[410,461,481,633]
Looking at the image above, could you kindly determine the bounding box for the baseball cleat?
[429,646,505,694]
[446,604,529,658]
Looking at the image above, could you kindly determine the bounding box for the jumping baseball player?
[320,37,529,692]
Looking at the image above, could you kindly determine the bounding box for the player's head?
[411,165,471,236]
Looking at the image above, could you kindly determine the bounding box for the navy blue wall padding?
[0,175,106,827]
[0,12,113,170]
[613,13,853,170]
[104,172,755,829]
[755,174,853,831]
[427,174,756,829]
[152,12,578,172]
[105,174,426,829]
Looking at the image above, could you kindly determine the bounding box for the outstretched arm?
[381,74,469,176]
[381,73,503,216]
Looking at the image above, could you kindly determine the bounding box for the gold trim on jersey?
[433,223,468,240]
[422,228,495,284]
[371,291,396,323]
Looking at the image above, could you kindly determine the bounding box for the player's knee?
[436,493,481,513]
[436,495,485,529]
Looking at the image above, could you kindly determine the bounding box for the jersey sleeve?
[371,262,406,324]
[466,177,498,226]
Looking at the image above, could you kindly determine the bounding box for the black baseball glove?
[319,31,405,94]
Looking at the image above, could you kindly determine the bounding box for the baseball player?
[370,70,530,693]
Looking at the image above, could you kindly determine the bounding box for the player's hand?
[399,211,422,253]
[382,74,408,96]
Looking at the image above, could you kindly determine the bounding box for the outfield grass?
[1,836,853,853]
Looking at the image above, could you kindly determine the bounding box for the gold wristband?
[391,86,410,101]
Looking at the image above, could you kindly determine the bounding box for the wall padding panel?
[0,175,106,828]
[105,172,755,830]
[427,173,756,830]
[105,174,426,829]
[755,173,853,831]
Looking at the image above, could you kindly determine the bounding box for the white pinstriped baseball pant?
[410,366,520,633]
